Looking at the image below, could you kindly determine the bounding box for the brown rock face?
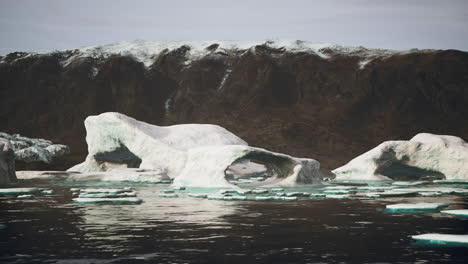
[1,42,468,171]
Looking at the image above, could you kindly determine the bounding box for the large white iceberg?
[333,133,468,181]
[68,112,246,176]
[69,112,323,187]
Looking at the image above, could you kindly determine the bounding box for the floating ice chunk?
[285,192,304,197]
[418,192,441,197]
[230,196,247,201]
[433,179,468,184]
[273,196,298,201]
[41,189,54,195]
[159,193,178,198]
[412,234,468,246]
[324,190,350,194]
[236,189,252,195]
[73,197,142,204]
[160,190,175,194]
[365,193,382,198]
[16,194,35,199]
[79,191,137,198]
[207,195,225,200]
[187,193,208,198]
[80,188,132,194]
[0,188,40,195]
[70,188,80,192]
[309,193,327,198]
[392,181,428,187]
[324,186,356,190]
[441,209,468,218]
[326,194,350,199]
[218,189,238,195]
[270,188,284,192]
[395,187,468,194]
[386,203,449,212]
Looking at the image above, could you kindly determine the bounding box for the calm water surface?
[1,180,467,264]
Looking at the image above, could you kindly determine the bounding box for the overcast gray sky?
[1,0,467,54]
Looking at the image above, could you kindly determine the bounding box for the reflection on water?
[0,181,467,263]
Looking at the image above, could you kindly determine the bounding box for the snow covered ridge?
[68,112,322,187]
[0,40,433,69]
[333,133,468,181]
[0,132,70,164]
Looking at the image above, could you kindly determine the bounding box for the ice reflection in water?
[0,181,468,263]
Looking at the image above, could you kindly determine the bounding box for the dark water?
[1,181,468,264]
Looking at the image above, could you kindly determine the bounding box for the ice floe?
[385,203,449,212]
[441,209,468,217]
[412,233,468,245]
[16,194,35,199]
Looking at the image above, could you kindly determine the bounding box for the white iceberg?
[441,209,468,217]
[333,133,468,181]
[412,234,468,245]
[68,112,246,176]
[69,113,323,188]
[73,197,143,204]
[386,203,449,211]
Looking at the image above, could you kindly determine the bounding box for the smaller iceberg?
[412,233,468,246]
[441,209,468,218]
[385,203,449,213]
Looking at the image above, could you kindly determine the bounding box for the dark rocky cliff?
[1,40,467,171]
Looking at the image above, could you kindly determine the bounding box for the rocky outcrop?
[0,138,16,184]
[333,133,468,181]
[0,132,70,170]
[1,40,468,171]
